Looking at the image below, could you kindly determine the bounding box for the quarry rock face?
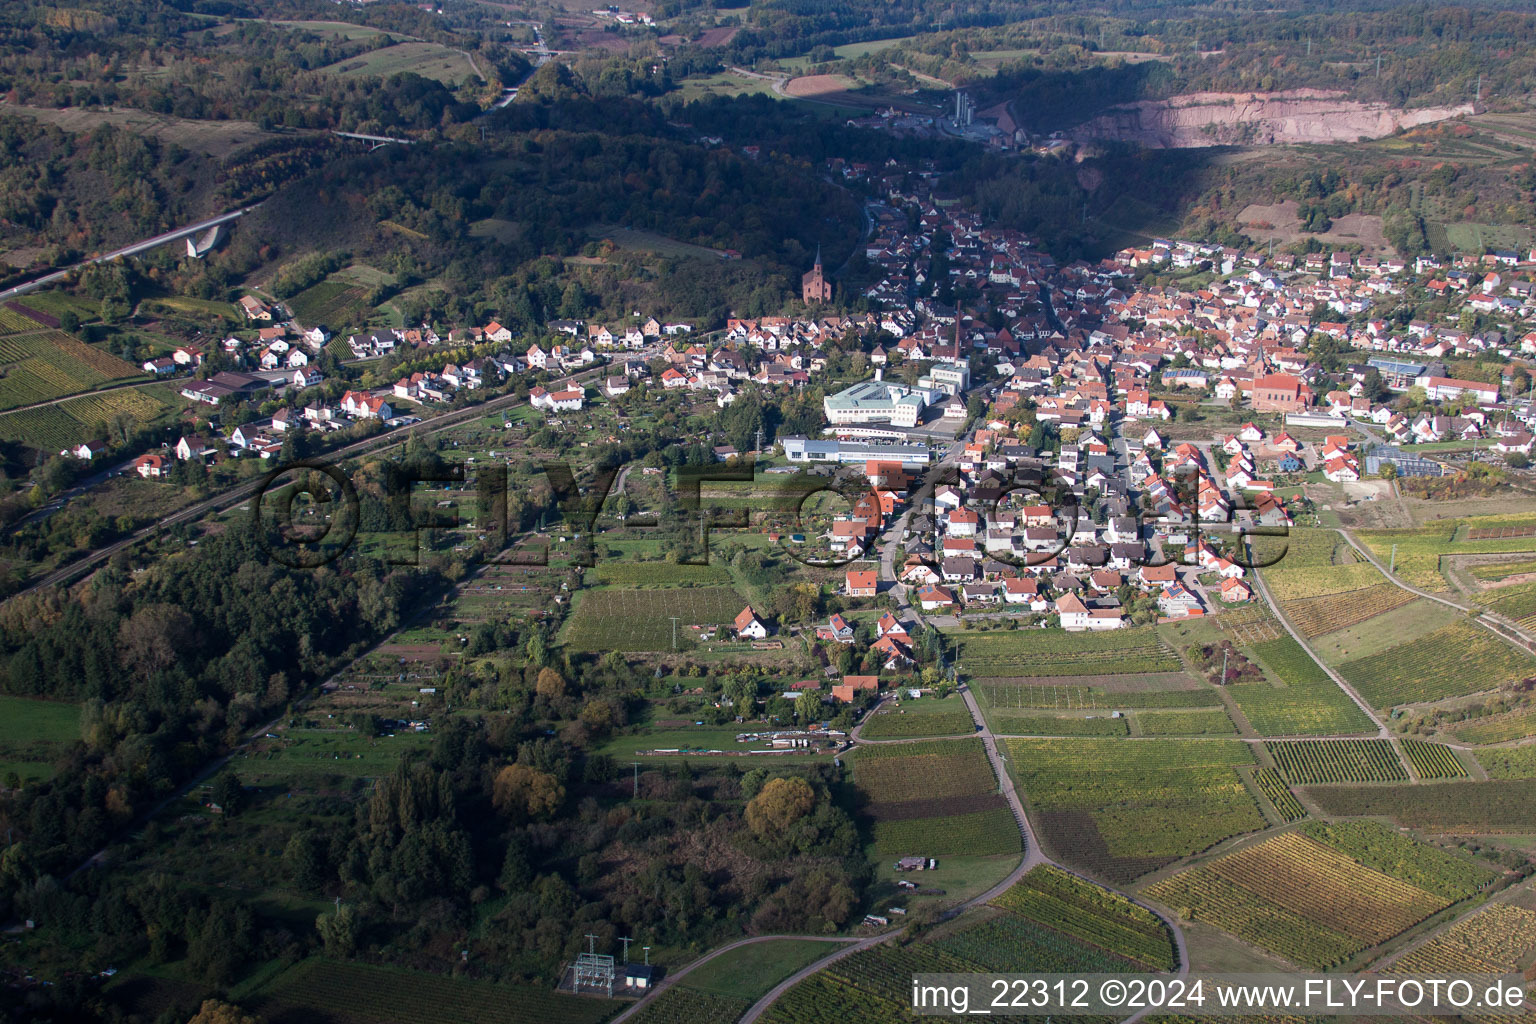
[1069,89,1474,147]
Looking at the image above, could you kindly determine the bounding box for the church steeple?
[802,243,831,304]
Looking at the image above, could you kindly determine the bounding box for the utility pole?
[618,936,633,963]
[643,946,651,966]
[628,761,642,797]
[585,934,599,955]
[1306,35,1311,58]
[1390,543,1397,574]
[1476,74,1483,103]
[1376,53,1382,78]
[670,616,680,651]
[1220,646,1229,686]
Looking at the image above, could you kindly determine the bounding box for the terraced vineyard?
[1004,738,1263,882]
[1471,557,1536,581]
[1280,583,1414,637]
[1480,581,1536,629]
[852,739,998,802]
[1452,706,1536,744]
[0,386,171,449]
[853,739,1018,856]
[858,707,974,738]
[1299,821,1494,901]
[1390,904,1536,975]
[989,713,1129,736]
[956,627,1180,677]
[1358,520,1536,592]
[977,681,1214,710]
[1134,708,1236,735]
[1148,835,1456,970]
[1401,739,1467,780]
[762,868,1168,1024]
[934,907,1141,973]
[1228,679,1375,736]
[1145,826,1477,968]
[872,806,1020,856]
[1248,635,1329,685]
[1262,530,1385,602]
[1267,739,1407,784]
[1304,778,1536,832]
[1252,766,1306,821]
[989,866,1176,970]
[1227,632,1375,736]
[627,987,748,1024]
[0,333,142,411]
[0,306,42,332]
[1337,620,1536,708]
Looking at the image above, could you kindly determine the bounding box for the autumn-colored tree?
[745,776,815,837]
[187,999,263,1024]
[578,699,617,735]
[493,763,565,821]
[535,667,566,699]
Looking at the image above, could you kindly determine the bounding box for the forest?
[0,4,491,131]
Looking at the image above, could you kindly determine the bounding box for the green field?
[1003,738,1263,883]
[872,806,1021,856]
[859,698,973,739]
[593,562,734,587]
[561,585,746,652]
[852,738,1018,857]
[241,729,433,784]
[977,680,1215,710]
[0,694,78,781]
[1474,744,1536,779]
[319,42,482,85]
[678,939,844,1003]
[988,712,1130,735]
[1134,708,1236,735]
[1308,599,1458,665]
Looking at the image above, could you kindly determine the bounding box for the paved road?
[0,206,261,302]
